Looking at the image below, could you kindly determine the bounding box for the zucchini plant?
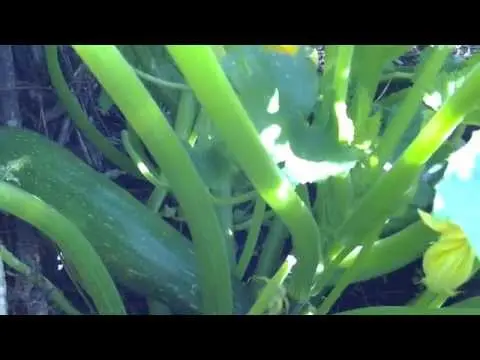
[1,44,480,315]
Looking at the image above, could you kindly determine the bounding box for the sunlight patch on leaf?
[267,88,280,114]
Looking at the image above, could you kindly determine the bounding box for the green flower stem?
[248,255,297,315]
[411,264,480,308]
[0,245,81,315]
[236,197,266,279]
[336,62,480,253]
[73,45,233,315]
[333,220,437,284]
[408,290,437,308]
[311,220,437,297]
[316,225,383,315]
[44,46,139,178]
[0,180,125,315]
[167,45,322,301]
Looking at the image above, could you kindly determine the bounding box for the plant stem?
[311,220,437,294]
[248,255,297,315]
[316,225,383,315]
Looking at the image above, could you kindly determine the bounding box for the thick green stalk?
[167,45,321,301]
[337,62,480,251]
[73,45,233,315]
[0,181,125,315]
[44,46,139,177]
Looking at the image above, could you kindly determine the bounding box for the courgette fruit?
[0,127,253,314]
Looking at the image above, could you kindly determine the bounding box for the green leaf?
[221,45,361,185]
[431,130,480,259]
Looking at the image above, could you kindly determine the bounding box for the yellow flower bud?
[418,210,475,296]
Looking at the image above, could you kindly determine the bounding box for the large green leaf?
[221,45,360,184]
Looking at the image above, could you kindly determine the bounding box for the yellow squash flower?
[264,45,301,56]
[264,45,319,66]
[418,209,476,296]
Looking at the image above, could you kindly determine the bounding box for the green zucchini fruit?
[0,126,253,314]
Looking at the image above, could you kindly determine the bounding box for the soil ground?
[0,45,479,315]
